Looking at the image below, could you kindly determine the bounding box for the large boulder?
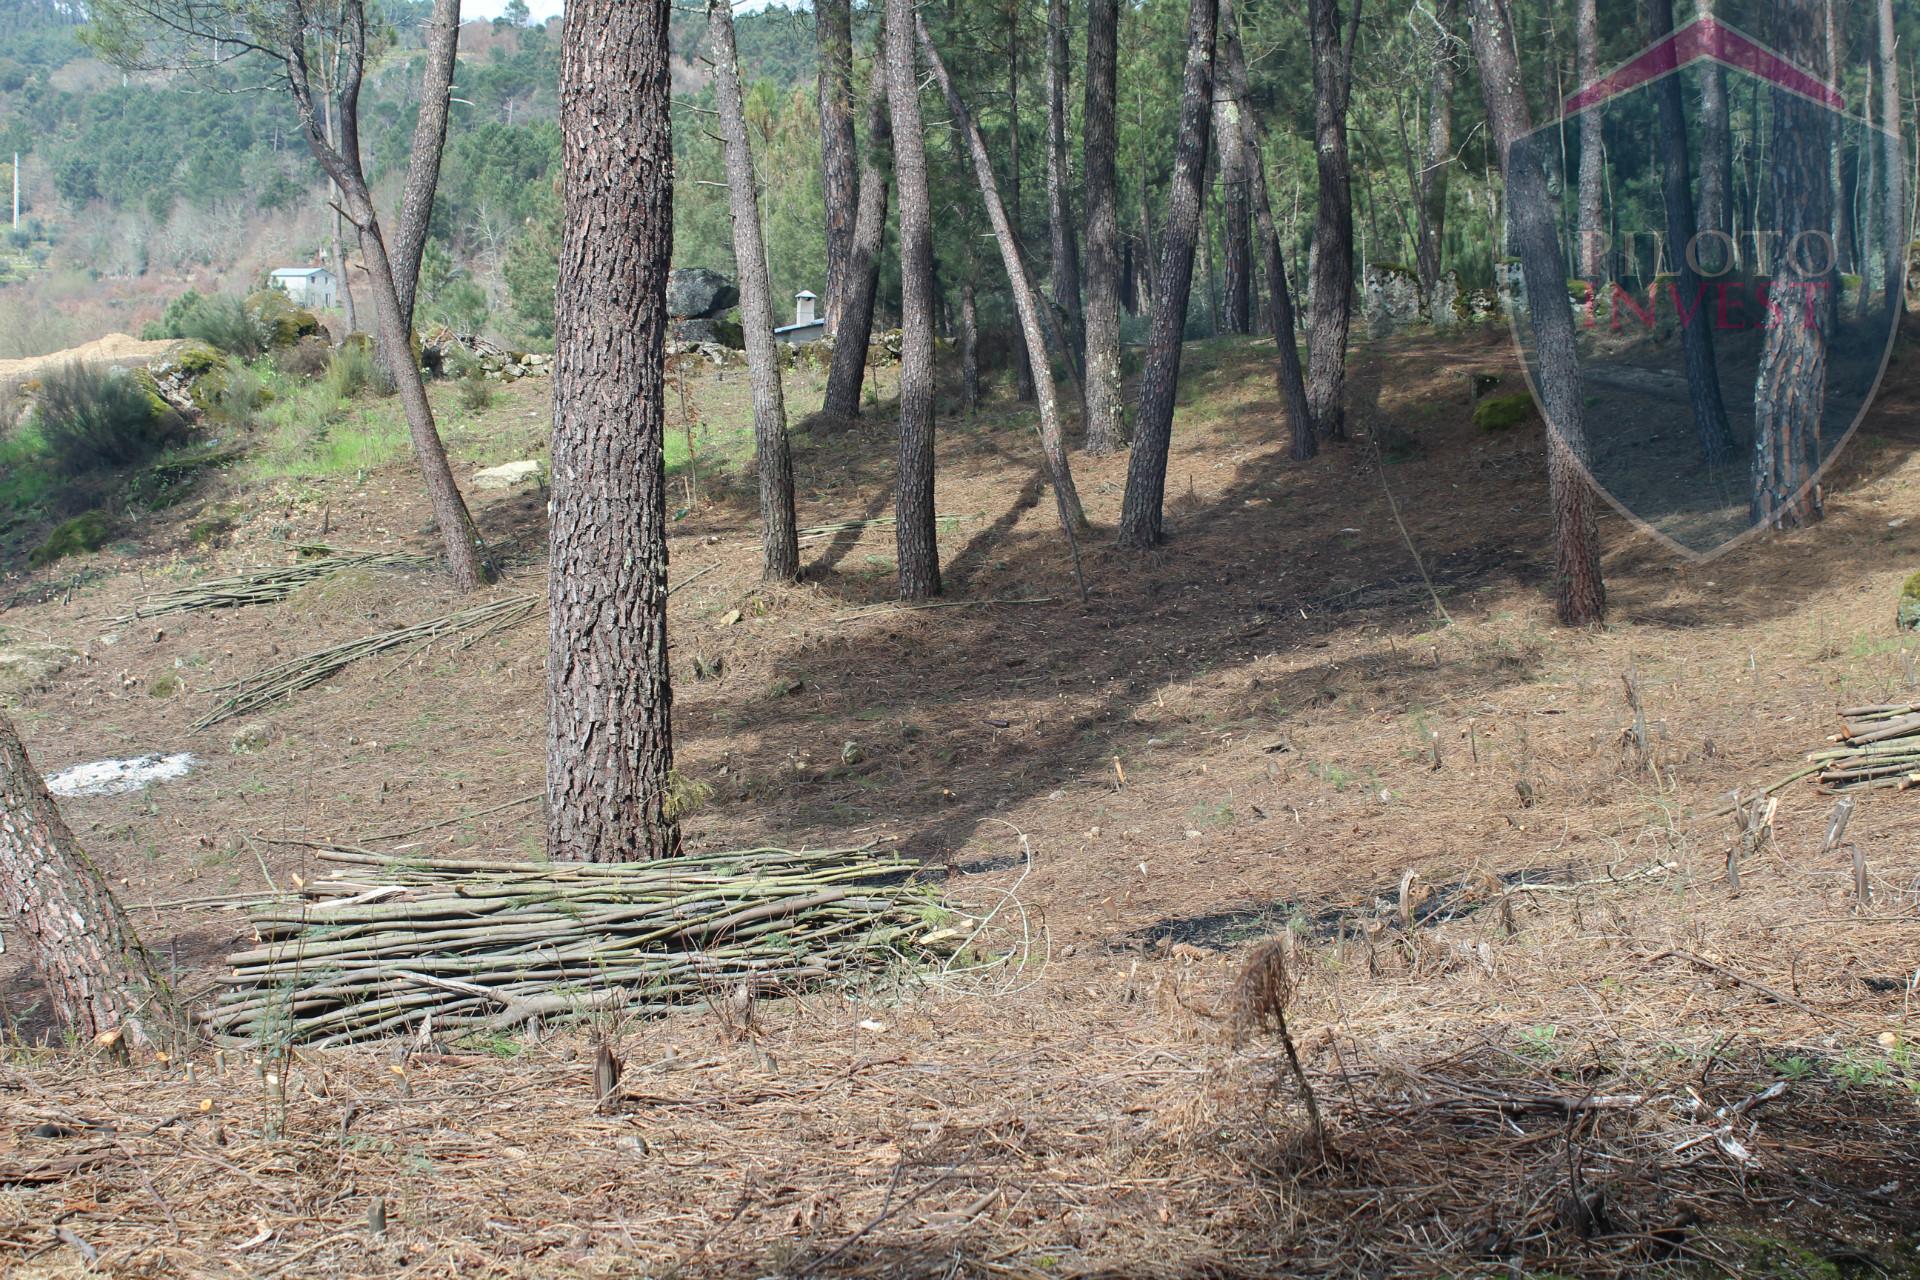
[667,268,739,320]
[671,317,744,349]
[245,289,322,349]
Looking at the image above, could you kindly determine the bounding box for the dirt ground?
[0,334,179,384]
[1,329,1918,1277]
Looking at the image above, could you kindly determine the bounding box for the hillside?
[0,327,1917,1274]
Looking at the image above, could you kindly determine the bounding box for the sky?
[462,0,785,19]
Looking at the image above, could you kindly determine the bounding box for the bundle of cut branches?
[114,548,431,622]
[1809,702,1920,792]
[191,594,538,730]
[200,846,947,1046]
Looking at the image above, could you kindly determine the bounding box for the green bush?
[451,353,493,411]
[275,335,334,381]
[30,509,113,566]
[429,278,491,335]
[208,357,270,426]
[323,341,376,402]
[1473,392,1537,433]
[245,289,321,348]
[32,362,188,476]
[177,295,267,358]
[142,288,208,341]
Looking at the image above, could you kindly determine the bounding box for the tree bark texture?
[816,0,858,336]
[1650,0,1734,465]
[1213,86,1253,334]
[821,50,892,424]
[1469,0,1606,626]
[1695,0,1733,259]
[1221,0,1314,459]
[888,0,940,600]
[710,0,798,583]
[1415,0,1460,301]
[0,712,178,1051]
[1877,0,1906,309]
[1045,0,1085,367]
[392,0,461,334]
[920,16,1087,534]
[549,0,680,861]
[1752,0,1830,530]
[1007,3,1035,402]
[282,11,493,591]
[1116,0,1218,549]
[961,278,981,411]
[1082,0,1125,454]
[1574,0,1605,280]
[1307,0,1361,440]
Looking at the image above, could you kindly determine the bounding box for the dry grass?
[1,334,1918,1275]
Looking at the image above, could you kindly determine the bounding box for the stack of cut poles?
[1811,703,1920,792]
[114,549,429,622]
[200,846,949,1047]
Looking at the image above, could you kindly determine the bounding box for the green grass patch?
[1473,392,1537,432]
[30,510,113,566]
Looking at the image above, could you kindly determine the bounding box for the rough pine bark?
[1213,87,1253,334]
[1825,0,1853,278]
[1696,3,1733,260]
[1082,0,1125,454]
[1469,0,1605,626]
[1045,0,1085,366]
[391,0,461,333]
[549,0,679,861]
[1876,0,1906,310]
[1007,2,1035,402]
[1306,0,1361,441]
[710,0,798,583]
[1116,0,1218,549]
[961,278,981,411]
[820,51,891,424]
[1415,0,1460,301]
[888,0,940,600]
[919,16,1087,532]
[1650,0,1734,465]
[1574,0,1606,280]
[1221,0,1314,457]
[1752,0,1830,530]
[0,712,178,1051]
[282,10,494,590]
[816,0,858,335]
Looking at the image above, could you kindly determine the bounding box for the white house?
[269,266,338,310]
[774,289,826,344]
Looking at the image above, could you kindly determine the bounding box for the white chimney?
[795,290,817,327]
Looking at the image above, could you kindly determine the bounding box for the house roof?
[271,266,332,278]
[774,319,826,334]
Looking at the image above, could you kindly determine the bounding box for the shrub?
[176,294,267,358]
[207,357,270,426]
[456,363,494,412]
[323,341,376,401]
[30,509,113,566]
[1473,392,1537,433]
[275,335,333,381]
[245,289,321,348]
[32,362,187,476]
[143,288,208,341]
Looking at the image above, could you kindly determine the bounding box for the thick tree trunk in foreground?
[920,16,1087,535]
[710,0,798,583]
[1213,90,1253,334]
[283,7,493,590]
[1306,0,1361,441]
[549,0,679,860]
[1116,0,1218,549]
[888,0,940,600]
[0,713,178,1051]
[1082,0,1124,454]
[1221,0,1314,458]
[816,0,858,335]
[1045,0,1084,368]
[1469,0,1606,626]
[820,52,891,425]
[391,0,462,333]
[1752,0,1829,530]
[1416,0,1459,300]
[1877,0,1907,310]
[1650,0,1734,465]
[1574,0,1605,280]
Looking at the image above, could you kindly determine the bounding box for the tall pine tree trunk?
[961,278,982,411]
[1213,89,1253,334]
[888,0,940,600]
[1415,0,1460,302]
[1696,0,1733,261]
[1221,0,1314,457]
[1116,0,1218,549]
[920,16,1087,535]
[1045,0,1085,368]
[1752,0,1830,530]
[816,0,858,337]
[710,0,798,583]
[1877,0,1906,311]
[1650,0,1734,464]
[1082,0,1125,454]
[1007,3,1036,402]
[391,0,461,333]
[0,712,178,1051]
[820,49,891,424]
[1575,0,1606,280]
[1469,0,1605,626]
[549,0,679,861]
[1306,0,1361,441]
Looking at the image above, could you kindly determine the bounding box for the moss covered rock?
[245,290,322,349]
[1473,393,1537,433]
[1898,570,1920,631]
[30,510,113,566]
